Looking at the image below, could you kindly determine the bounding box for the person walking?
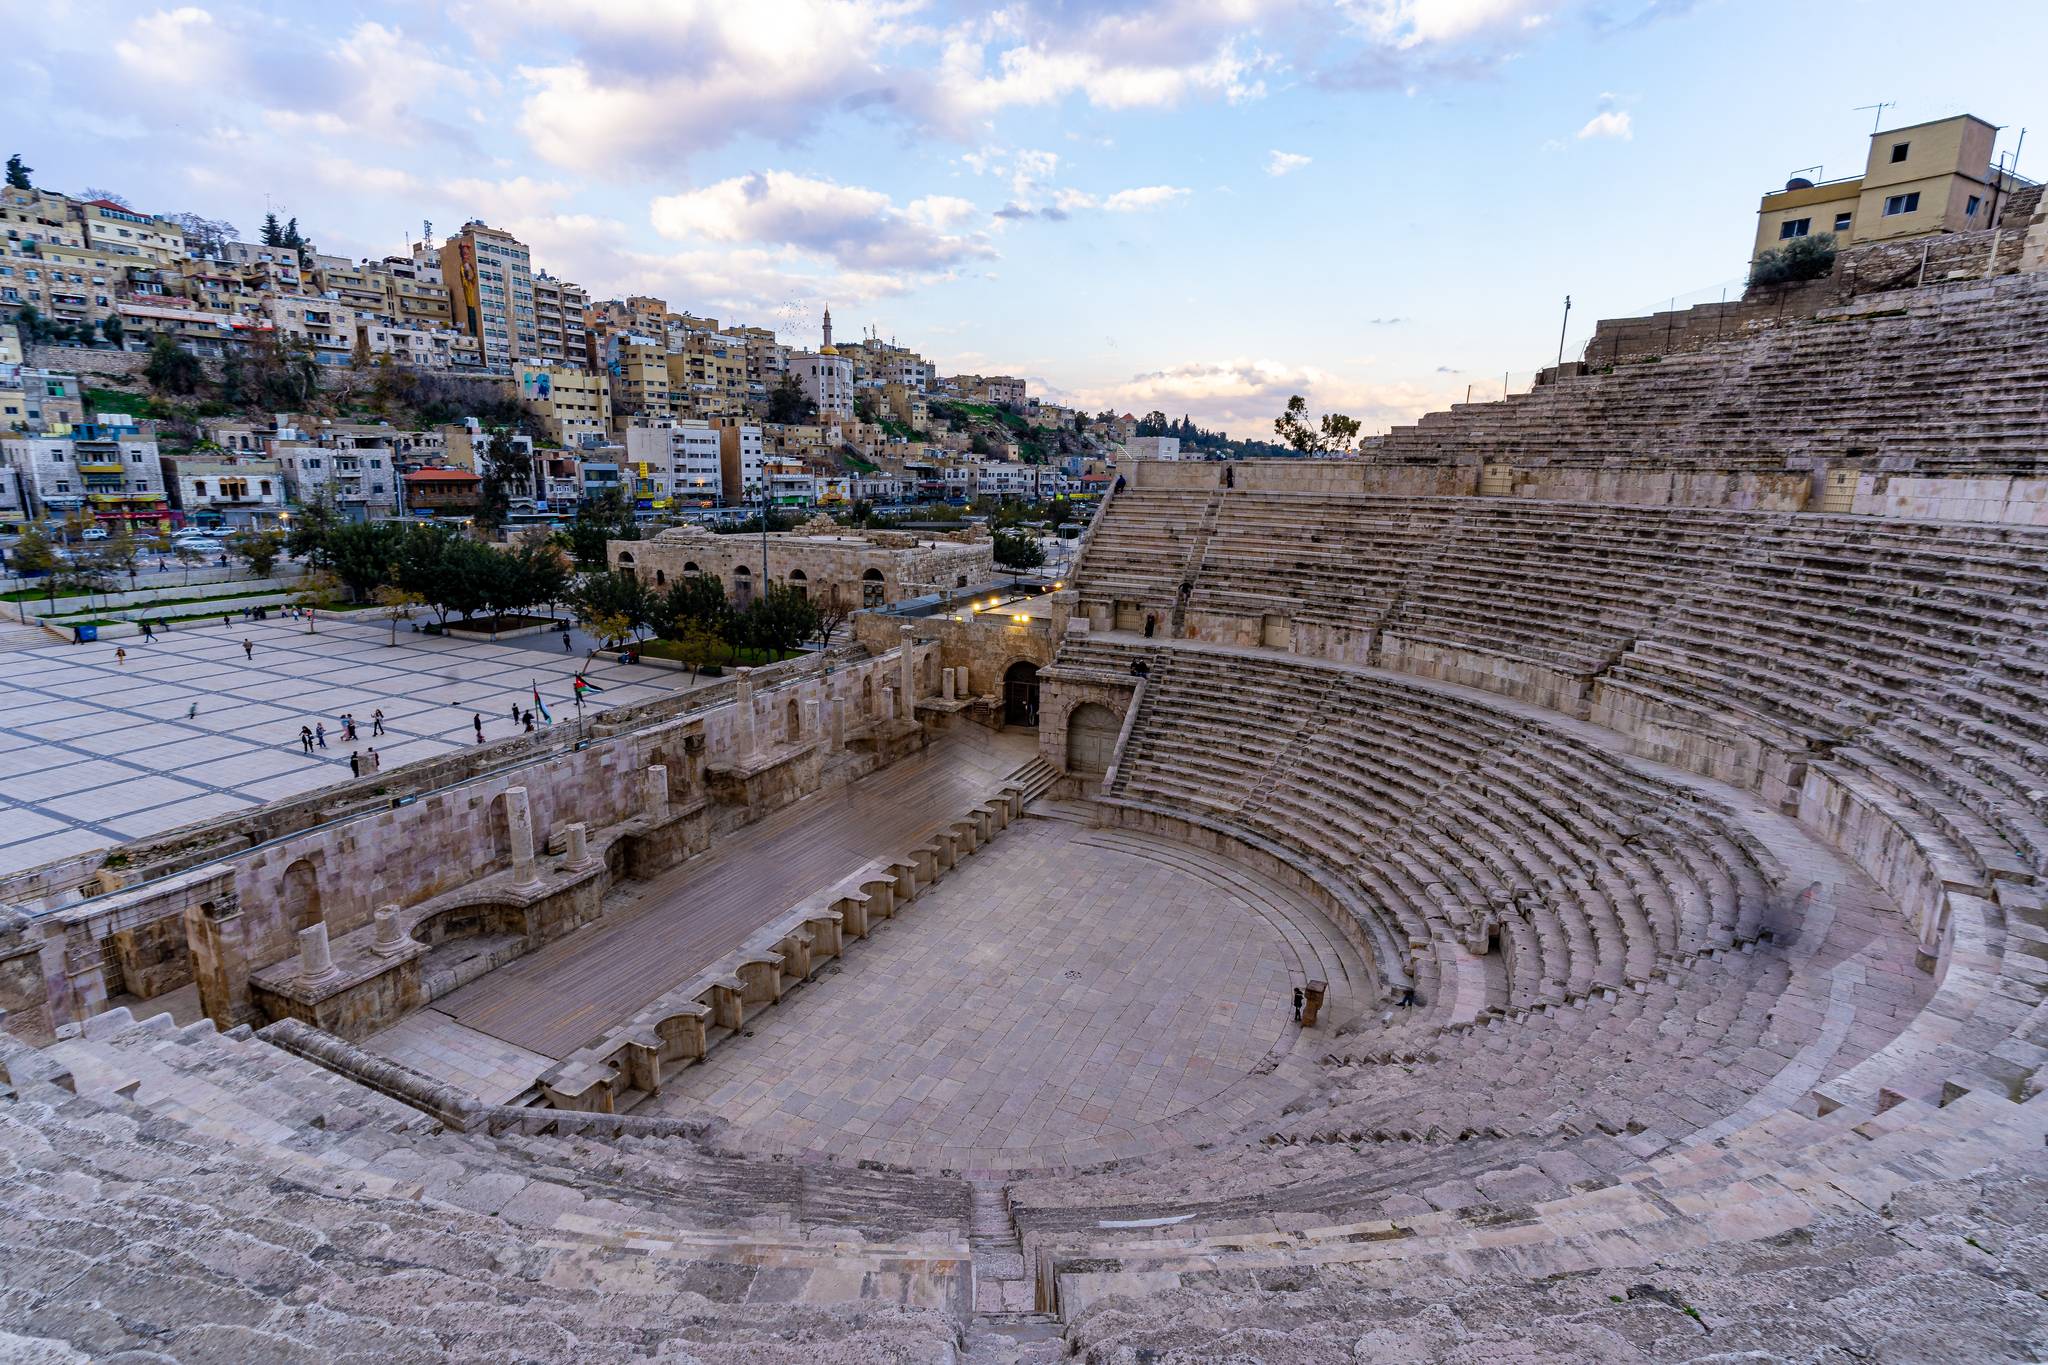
[158,617,170,634]
[561,631,572,651]
[138,621,154,643]
[509,702,522,725]
[115,646,127,666]
[348,751,362,778]
[187,702,199,721]
[315,722,327,749]
[473,712,485,744]
[242,638,254,660]
[299,725,314,755]
[523,710,535,733]
[223,614,232,629]
[371,708,385,737]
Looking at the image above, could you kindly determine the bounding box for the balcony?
[76,460,126,475]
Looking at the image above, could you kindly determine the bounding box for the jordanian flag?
[531,679,552,724]
[573,673,603,697]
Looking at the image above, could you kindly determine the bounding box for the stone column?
[880,689,896,723]
[371,905,408,957]
[942,667,957,702]
[504,786,541,889]
[645,765,671,823]
[297,922,340,987]
[803,697,820,746]
[899,626,918,714]
[564,821,591,869]
[828,697,845,752]
[734,668,758,759]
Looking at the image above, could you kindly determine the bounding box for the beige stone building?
[517,363,612,445]
[613,519,994,609]
[1753,113,2029,261]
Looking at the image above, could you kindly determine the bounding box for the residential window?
[1889,142,1909,163]
[54,481,69,493]
[1966,194,1982,217]
[1779,218,1812,240]
[1834,212,1853,233]
[1883,192,1921,217]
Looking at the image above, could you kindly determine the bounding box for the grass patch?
[634,638,803,667]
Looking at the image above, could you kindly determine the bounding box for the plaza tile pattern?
[651,818,1326,1170]
[0,614,686,876]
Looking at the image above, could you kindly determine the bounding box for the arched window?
[862,567,886,608]
[788,568,807,600]
[786,696,801,739]
[862,675,875,714]
[683,561,699,575]
[618,551,635,567]
[655,569,667,586]
[281,859,323,935]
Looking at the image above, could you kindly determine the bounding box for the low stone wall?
[1852,473,2048,526]
[1502,468,1812,512]
[1131,460,1476,496]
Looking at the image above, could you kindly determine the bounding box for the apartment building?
[358,318,482,370]
[0,364,85,433]
[2,422,168,528]
[1124,435,1183,461]
[608,337,673,424]
[518,363,612,445]
[530,272,589,367]
[624,417,723,508]
[1,187,87,250]
[74,200,185,263]
[1753,113,2033,261]
[161,455,287,529]
[790,348,854,423]
[272,426,401,519]
[265,295,357,366]
[440,220,535,368]
[715,420,766,504]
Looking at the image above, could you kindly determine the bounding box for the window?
[1889,142,1909,163]
[1966,194,1982,217]
[1779,218,1811,240]
[1883,192,1921,217]
[1834,212,1853,233]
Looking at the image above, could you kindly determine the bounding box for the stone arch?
[862,567,886,607]
[862,675,875,714]
[281,858,323,934]
[1003,659,1041,727]
[1065,702,1119,774]
[788,567,807,601]
[655,569,667,586]
[733,562,754,607]
[786,695,801,740]
[618,551,635,567]
[683,561,700,575]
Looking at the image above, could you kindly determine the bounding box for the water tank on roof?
[1784,176,1815,191]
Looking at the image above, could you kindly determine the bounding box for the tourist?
[473,712,484,743]
[1143,614,1156,638]
[349,751,362,778]
[138,620,155,643]
[222,614,232,629]
[242,638,254,660]
[187,702,198,721]
[315,722,327,749]
[114,646,127,666]
[158,617,170,634]
[561,631,572,651]
[371,708,385,737]
[342,714,357,742]
[299,725,314,755]
[509,702,522,725]
[523,710,535,733]
[367,747,381,772]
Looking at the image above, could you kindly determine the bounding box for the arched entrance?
[1003,660,1040,727]
[281,859,323,934]
[733,563,754,607]
[1066,702,1119,774]
[862,568,885,607]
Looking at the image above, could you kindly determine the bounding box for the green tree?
[739,581,819,658]
[290,569,341,630]
[284,488,340,561]
[143,336,202,395]
[281,217,304,250]
[371,583,425,646]
[13,305,49,344]
[570,568,656,642]
[320,520,404,601]
[98,314,124,350]
[226,528,285,579]
[992,527,1045,570]
[10,523,56,575]
[659,573,730,639]
[218,349,247,406]
[171,540,206,585]
[766,374,818,424]
[4,154,30,190]
[259,213,283,246]
[427,535,502,622]
[102,523,140,587]
[476,439,533,536]
[1749,232,1837,287]
[668,619,729,681]
[564,485,638,568]
[512,538,572,617]
[1272,394,1361,455]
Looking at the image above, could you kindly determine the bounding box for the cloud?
[1341,0,1559,49]
[1070,356,1463,440]
[508,0,897,169]
[1368,316,1407,325]
[1266,149,1312,176]
[1102,185,1192,212]
[649,171,994,272]
[1576,108,1632,140]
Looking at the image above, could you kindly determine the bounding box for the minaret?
[821,306,832,351]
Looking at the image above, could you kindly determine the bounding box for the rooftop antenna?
[1854,101,1896,135]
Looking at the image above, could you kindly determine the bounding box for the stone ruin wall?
[2,641,935,1044]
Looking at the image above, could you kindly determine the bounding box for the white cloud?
[113,7,223,83]
[1071,356,1462,439]
[1266,149,1312,176]
[649,171,994,272]
[1102,185,1192,212]
[1576,109,1632,140]
[1341,0,1557,49]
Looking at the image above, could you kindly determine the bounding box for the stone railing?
[536,782,1030,1114]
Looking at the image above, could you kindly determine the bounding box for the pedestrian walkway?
[0,612,690,876]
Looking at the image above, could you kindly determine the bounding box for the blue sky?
[10,1,2045,435]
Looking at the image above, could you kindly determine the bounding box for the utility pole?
[1555,295,1572,368]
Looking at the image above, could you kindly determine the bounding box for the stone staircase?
[965,1181,1068,1363]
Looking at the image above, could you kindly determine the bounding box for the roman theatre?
[5,255,2048,1362]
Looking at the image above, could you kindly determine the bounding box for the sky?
[10,1,2047,437]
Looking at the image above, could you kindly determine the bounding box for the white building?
[162,456,287,529]
[790,348,854,423]
[1124,435,1182,461]
[2,425,168,526]
[625,418,724,506]
[716,422,766,506]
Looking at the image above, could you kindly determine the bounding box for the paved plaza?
[0,613,688,876]
[648,817,1364,1170]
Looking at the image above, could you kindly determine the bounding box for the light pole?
[1556,295,1572,369]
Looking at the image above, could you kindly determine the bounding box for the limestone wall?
[616,525,994,607]
[1130,460,1476,496]
[1851,473,2048,526]
[1503,467,1812,511]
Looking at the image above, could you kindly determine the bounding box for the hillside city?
[0,156,1291,570]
